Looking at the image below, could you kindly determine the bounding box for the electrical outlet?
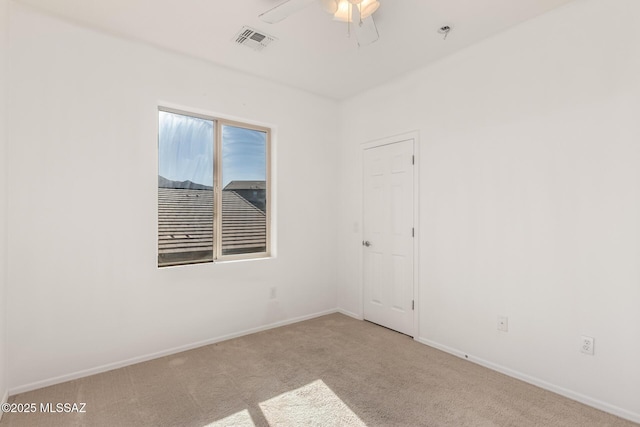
[497,316,508,332]
[581,336,594,355]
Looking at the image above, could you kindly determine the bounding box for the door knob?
[363,241,372,247]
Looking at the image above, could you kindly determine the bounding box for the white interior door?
[363,139,415,336]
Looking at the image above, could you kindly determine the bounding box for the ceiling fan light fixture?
[333,0,352,22]
[359,0,380,19]
[334,0,379,22]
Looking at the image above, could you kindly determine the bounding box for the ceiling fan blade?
[354,15,379,46]
[259,0,317,24]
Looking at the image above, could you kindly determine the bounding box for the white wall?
[338,0,640,422]
[0,0,8,409]
[7,3,340,391]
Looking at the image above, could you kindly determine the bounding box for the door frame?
[361,130,420,339]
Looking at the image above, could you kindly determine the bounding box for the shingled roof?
[223,181,266,191]
[221,190,267,255]
[158,187,266,266]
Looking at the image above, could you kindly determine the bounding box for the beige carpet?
[2,313,637,427]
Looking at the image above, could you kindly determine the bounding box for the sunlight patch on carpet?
[259,379,366,426]
[204,409,255,427]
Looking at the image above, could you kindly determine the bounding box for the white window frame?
[158,106,271,266]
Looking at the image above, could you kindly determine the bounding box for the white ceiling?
[15,0,576,100]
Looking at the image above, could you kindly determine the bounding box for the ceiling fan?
[259,0,381,46]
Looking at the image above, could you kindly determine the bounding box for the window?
[158,108,270,267]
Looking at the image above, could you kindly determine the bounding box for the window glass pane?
[221,124,267,256]
[158,111,214,266]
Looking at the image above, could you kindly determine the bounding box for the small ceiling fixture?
[259,0,381,46]
[438,25,452,40]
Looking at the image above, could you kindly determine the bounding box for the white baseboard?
[336,308,362,320]
[417,337,640,425]
[10,308,339,396]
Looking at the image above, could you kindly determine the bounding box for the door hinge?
[412,227,415,237]
[412,155,415,165]
[412,300,415,310]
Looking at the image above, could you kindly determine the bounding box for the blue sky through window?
[222,124,266,188]
[158,111,213,186]
[158,111,266,187]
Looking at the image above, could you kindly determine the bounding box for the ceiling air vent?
[233,26,277,52]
